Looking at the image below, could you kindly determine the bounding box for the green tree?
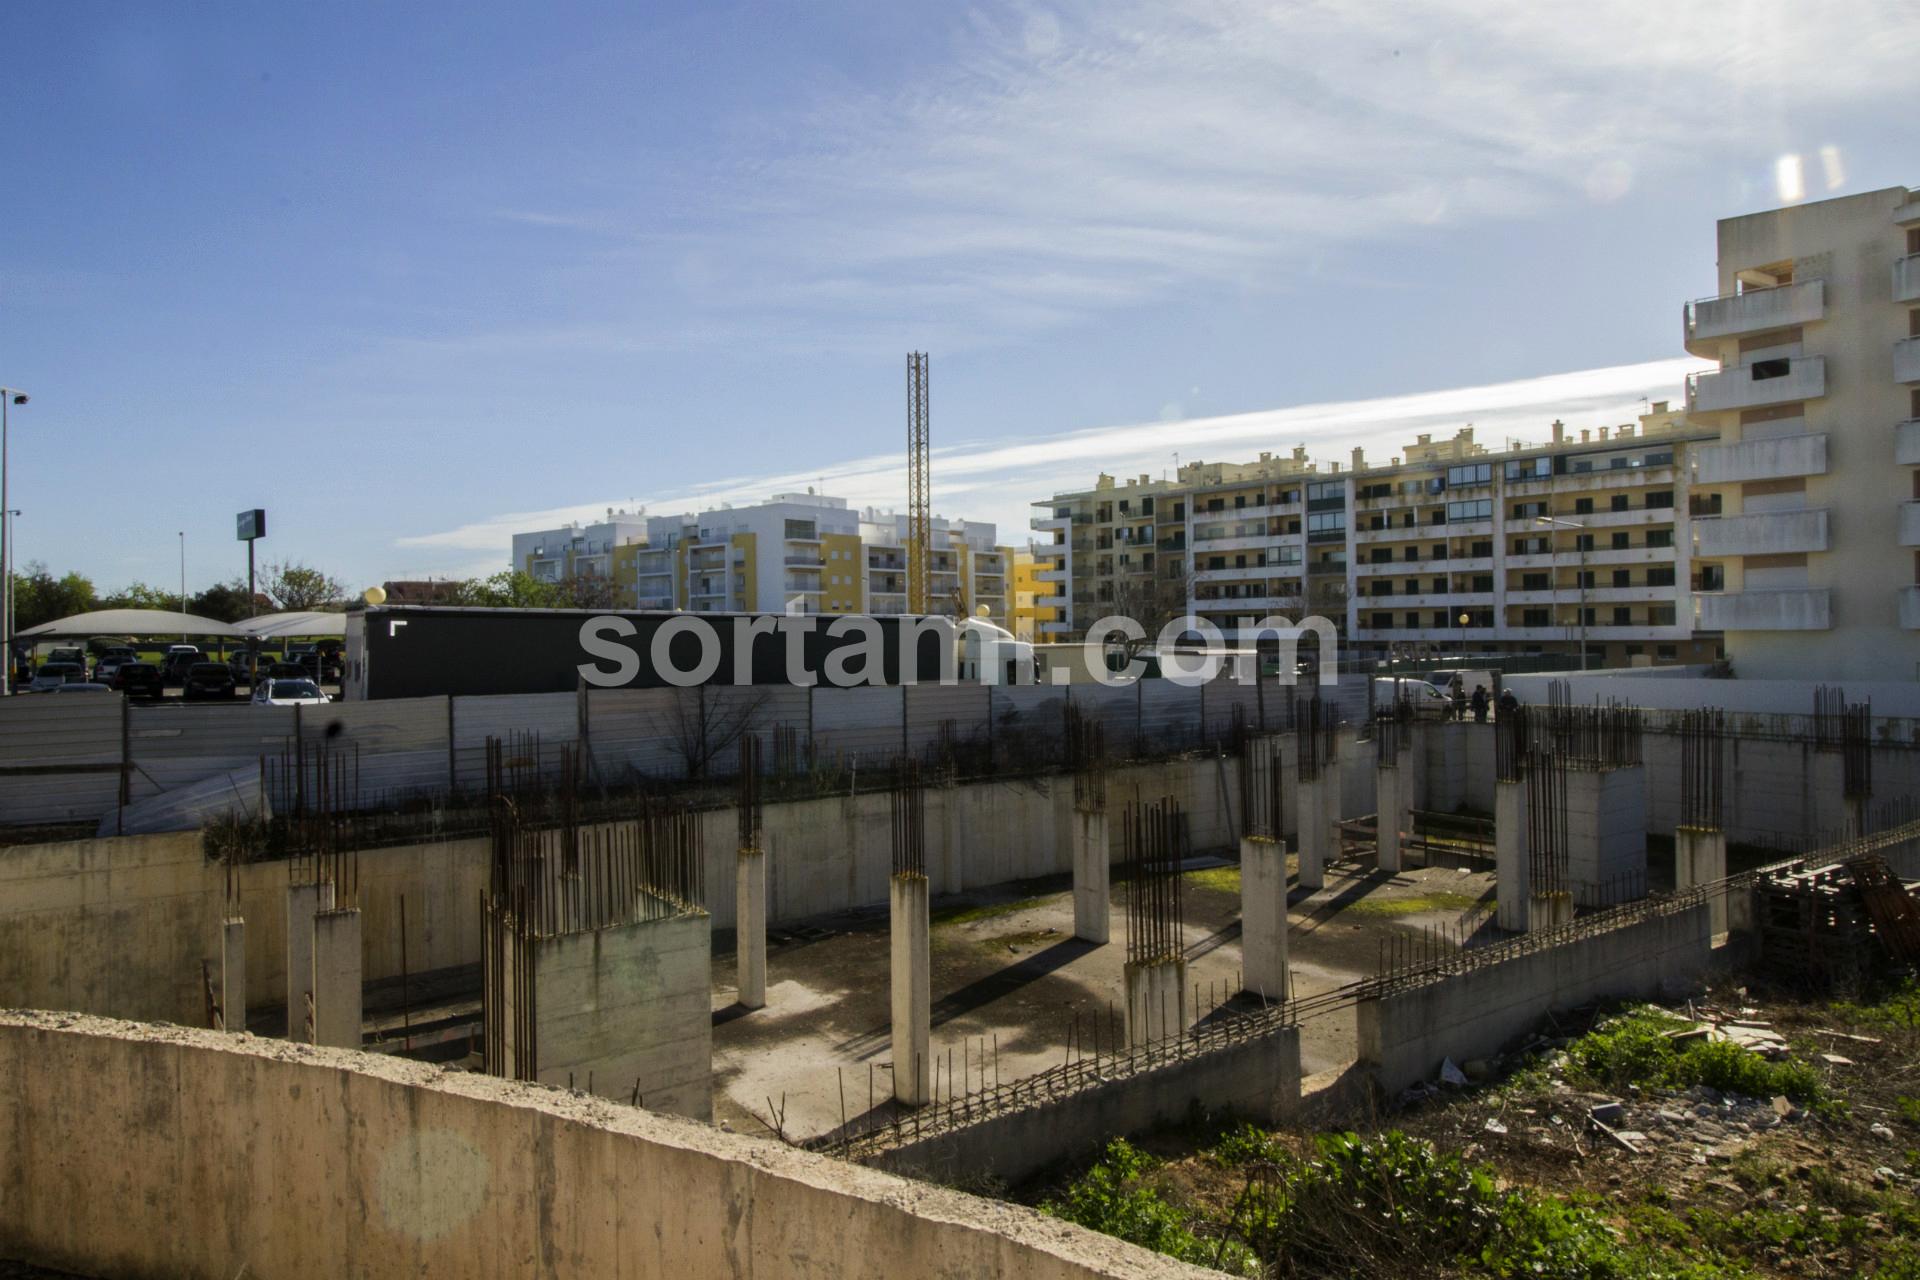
[189,578,256,623]
[448,570,572,609]
[102,581,180,611]
[261,561,346,612]
[10,562,97,631]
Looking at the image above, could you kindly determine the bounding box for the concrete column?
[220,916,246,1034]
[1675,825,1728,937]
[1374,763,1405,873]
[1295,774,1329,892]
[1530,891,1574,928]
[1071,808,1110,944]
[736,841,767,1010]
[285,880,333,1043]
[1123,956,1189,1048]
[1239,835,1288,1002]
[310,907,362,1051]
[1564,765,1647,906]
[889,873,931,1106]
[1494,778,1530,933]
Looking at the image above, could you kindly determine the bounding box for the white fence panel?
[812,687,905,768]
[0,696,123,826]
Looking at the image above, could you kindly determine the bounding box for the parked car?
[182,663,239,701]
[29,663,85,692]
[114,663,165,699]
[162,651,203,686]
[92,657,128,684]
[267,661,308,681]
[251,678,330,707]
[165,644,201,657]
[1371,677,1454,720]
[46,647,87,669]
[54,681,115,694]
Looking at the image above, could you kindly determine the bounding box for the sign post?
[237,509,265,683]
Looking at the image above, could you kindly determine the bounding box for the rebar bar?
[1123,796,1184,964]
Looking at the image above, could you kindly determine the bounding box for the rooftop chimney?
[1598,426,1610,440]
[1580,429,1590,442]
[1351,447,1366,470]
[1551,419,1565,444]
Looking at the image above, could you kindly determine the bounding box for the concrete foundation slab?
[890,873,931,1105]
[1239,836,1288,1001]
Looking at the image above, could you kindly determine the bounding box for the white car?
[1371,677,1455,720]
[251,678,331,706]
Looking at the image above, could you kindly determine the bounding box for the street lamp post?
[2,510,16,692]
[1535,515,1588,672]
[0,388,28,697]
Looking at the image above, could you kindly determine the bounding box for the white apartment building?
[1031,408,1724,669]
[607,490,1010,622]
[511,510,650,594]
[1681,184,1920,681]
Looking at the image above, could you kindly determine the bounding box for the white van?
[1371,677,1453,720]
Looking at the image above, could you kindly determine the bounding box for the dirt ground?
[707,851,1495,1141]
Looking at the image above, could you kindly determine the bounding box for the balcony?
[1898,421,1920,466]
[1903,587,1920,630]
[1897,255,1920,305]
[1682,279,1824,357]
[1692,433,1828,485]
[784,555,824,568]
[1695,589,1830,632]
[1693,509,1829,557]
[1897,338,1920,385]
[1686,356,1825,413]
[1902,502,1920,548]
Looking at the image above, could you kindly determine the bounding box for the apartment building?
[510,510,651,606]
[1010,550,1060,642]
[1031,408,1724,668]
[1680,184,1920,681]
[517,490,1012,624]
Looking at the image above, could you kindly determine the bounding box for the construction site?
[2,647,1919,1276]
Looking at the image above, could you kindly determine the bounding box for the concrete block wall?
[0,1011,1204,1280]
[1563,767,1648,904]
[1355,901,1713,1094]
[532,912,713,1120]
[866,1024,1302,1187]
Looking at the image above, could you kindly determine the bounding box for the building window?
[1613,569,1631,588]
[1446,499,1492,523]
[1512,501,1546,520]
[1522,608,1550,627]
[1611,494,1630,512]
[1445,462,1492,487]
[1574,498,1594,515]
[1648,566,1675,587]
[1575,534,1595,552]
[1504,456,1552,482]
[1611,532,1630,549]
[1751,358,1790,380]
[1649,605,1677,626]
[1372,612,1393,628]
[1307,511,1346,542]
[1522,572,1548,590]
[1646,529,1673,549]
[1645,490,1674,509]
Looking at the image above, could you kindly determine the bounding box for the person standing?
[1471,684,1490,723]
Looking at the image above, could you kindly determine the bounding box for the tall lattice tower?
[906,352,932,615]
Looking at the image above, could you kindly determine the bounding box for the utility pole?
[0,388,28,696]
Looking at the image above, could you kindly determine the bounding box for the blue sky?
[2,2,1915,594]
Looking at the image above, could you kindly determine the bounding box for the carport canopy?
[231,611,346,640]
[14,609,244,641]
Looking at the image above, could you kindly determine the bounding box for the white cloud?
[397,354,1706,558]
[464,0,1917,351]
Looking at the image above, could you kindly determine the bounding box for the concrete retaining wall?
[0,759,1238,1024]
[0,830,486,1026]
[0,1011,1203,1280]
[1355,901,1713,1094]
[863,1025,1302,1186]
